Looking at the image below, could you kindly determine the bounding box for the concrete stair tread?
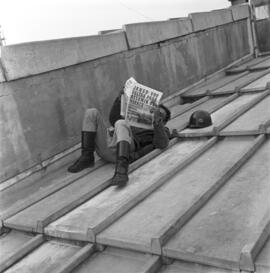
[0,230,34,264]
[44,139,206,242]
[96,136,256,254]
[4,240,84,273]
[168,96,230,130]
[182,73,246,97]
[160,261,238,273]
[255,238,270,270]
[221,94,270,134]
[163,138,270,271]
[180,92,263,137]
[241,72,270,90]
[72,247,159,273]
[212,70,266,94]
[4,163,115,232]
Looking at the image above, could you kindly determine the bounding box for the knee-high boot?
[111,141,130,187]
[68,131,96,173]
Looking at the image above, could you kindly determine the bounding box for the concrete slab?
[4,240,82,273]
[226,56,270,74]
[124,19,192,49]
[0,159,105,221]
[97,137,255,255]
[0,62,6,82]
[0,230,33,264]
[182,72,248,97]
[0,32,128,80]
[45,139,207,242]
[212,70,267,94]
[163,137,270,270]
[168,96,234,131]
[73,247,160,273]
[242,72,270,90]
[4,163,115,232]
[251,57,270,70]
[179,92,263,137]
[189,9,233,32]
[255,238,270,273]
[160,260,238,273]
[221,94,270,135]
[0,234,44,272]
[230,4,250,21]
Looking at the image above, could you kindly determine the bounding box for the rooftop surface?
[0,55,270,273]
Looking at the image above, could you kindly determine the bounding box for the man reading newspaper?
[68,78,172,187]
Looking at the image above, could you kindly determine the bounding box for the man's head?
[158,104,171,123]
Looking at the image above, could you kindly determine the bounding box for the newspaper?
[121,77,163,129]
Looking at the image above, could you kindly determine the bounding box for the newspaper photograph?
[121,77,163,129]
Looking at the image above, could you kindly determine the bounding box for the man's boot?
[68,131,96,173]
[111,141,130,187]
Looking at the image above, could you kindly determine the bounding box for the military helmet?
[188,110,212,128]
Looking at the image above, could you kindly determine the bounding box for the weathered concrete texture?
[4,240,81,273]
[255,238,270,272]
[189,9,233,32]
[181,93,262,136]
[124,18,192,49]
[73,247,159,273]
[160,261,238,273]
[45,139,205,242]
[242,72,270,89]
[183,73,247,97]
[230,4,250,21]
[212,70,266,94]
[0,60,5,83]
[221,94,270,134]
[252,56,270,69]
[0,32,128,81]
[97,137,254,253]
[167,96,231,130]
[4,164,115,232]
[256,19,270,52]
[0,20,250,182]
[0,230,33,264]
[163,138,270,270]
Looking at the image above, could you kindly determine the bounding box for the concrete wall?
[256,18,270,52]
[0,7,252,182]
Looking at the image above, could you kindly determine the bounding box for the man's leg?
[68,108,115,173]
[111,119,135,187]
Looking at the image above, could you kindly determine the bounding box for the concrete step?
[44,139,208,242]
[179,91,269,137]
[160,261,238,273]
[97,136,259,255]
[226,56,270,74]
[3,240,91,273]
[221,94,270,136]
[212,70,270,95]
[168,95,234,131]
[163,137,269,271]
[0,159,105,221]
[241,72,270,91]
[4,163,116,233]
[255,238,270,273]
[0,230,35,265]
[182,73,247,97]
[72,247,161,273]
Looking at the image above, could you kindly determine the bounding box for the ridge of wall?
[0,5,252,182]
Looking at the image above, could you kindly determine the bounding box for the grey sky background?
[1,0,230,45]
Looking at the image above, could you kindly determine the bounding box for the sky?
[0,0,230,45]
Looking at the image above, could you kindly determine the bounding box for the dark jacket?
[109,96,171,159]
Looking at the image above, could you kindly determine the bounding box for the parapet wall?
[0,4,252,182]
